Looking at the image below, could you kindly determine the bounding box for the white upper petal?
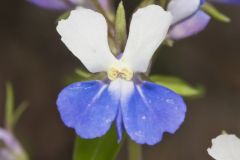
[207,134,240,160]
[121,5,172,73]
[57,7,117,73]
[167,0,201,25]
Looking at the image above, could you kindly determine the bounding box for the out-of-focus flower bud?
[0,128,28,160]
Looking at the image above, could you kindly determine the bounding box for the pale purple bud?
[0,129,27,160]
[169,11,211,40]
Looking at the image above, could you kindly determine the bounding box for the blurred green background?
[0,0,240,160]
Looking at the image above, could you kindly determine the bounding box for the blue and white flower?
[207,133,240,160]
[56,5,186,145]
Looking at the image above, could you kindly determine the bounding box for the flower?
[0,128,27,160]
[27,0,82,10]
[28,0,238,41]
[28,0,112,11]
[56,5,186,145]
[167,0,210,40]
[168,0,239,40]
[207,133,240,160]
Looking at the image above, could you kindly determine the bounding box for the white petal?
[167,0,201,25]
[108,78,134,105]
[57,7,117,73]
[207,133,240,160]
[122,5,172,73]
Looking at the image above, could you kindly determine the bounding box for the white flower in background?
[208,133,240,160]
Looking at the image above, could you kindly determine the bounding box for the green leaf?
[65,69,107,85]
[5,82,14,130]
[150,75,205,97]
[202,3,230,23]
[75,69,91,79]
[58,11,70,21]
[73,127,122,160]
[164,39,174,47]
[64,69,90,85]
[115,1,127,51]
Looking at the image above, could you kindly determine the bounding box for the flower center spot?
[107,64,133,81]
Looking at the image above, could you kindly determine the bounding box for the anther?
[107,64,133,81]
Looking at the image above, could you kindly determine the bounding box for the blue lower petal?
[121,81,187,145]
[169,11,211,40]
[115,108,123,143]
[57,80,119,139]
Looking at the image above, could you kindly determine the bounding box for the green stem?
[128,139,142,160]
[139,0,154,8]
[159,0,167,7]
[91,0,114,27]
[17,151,29,160]
[90,0,116,53]
[5,82,14,131]
[201,3,230,23]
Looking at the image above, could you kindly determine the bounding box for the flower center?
[107,63,133,81]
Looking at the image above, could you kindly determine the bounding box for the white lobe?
[122,5,172,73]
[56,7,117,73]
[108,79,134,106]
[167,0,201,25]
[207,134,240,160]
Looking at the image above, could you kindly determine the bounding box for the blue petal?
[209,0,240,4]
[28,0,73,10]
[169,11,211,40]
[201,0,206,5]
[121,81,187,145]
[115,108,123,143]
[57,80,119,139]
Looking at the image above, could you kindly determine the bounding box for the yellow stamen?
[107,63,133,81]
